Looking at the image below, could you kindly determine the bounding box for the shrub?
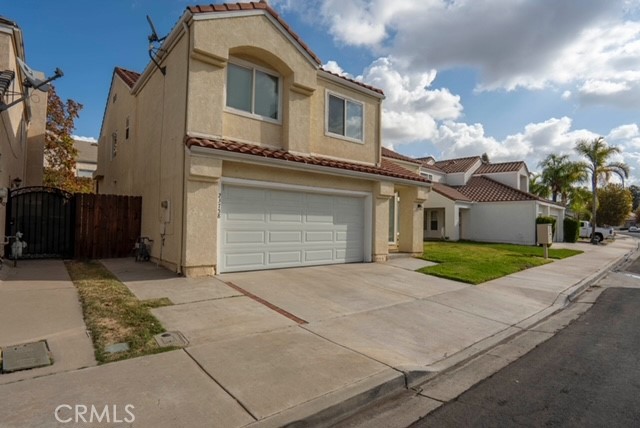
[563,217,579,243]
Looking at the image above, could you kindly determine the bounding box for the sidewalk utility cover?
[154,331,189,348]
[2,341,51,373]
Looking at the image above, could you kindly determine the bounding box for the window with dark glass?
[226,62,279,121]
[327,94,363,141]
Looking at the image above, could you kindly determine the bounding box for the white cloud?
[281,0,640,108]
[355,56,462,145]
[72,135,98,143]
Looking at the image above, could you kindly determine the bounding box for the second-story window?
[111,132,118,160]
[226,61,280,121]
[327,93,364,142]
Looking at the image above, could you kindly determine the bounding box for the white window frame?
[224,58,282,125]
[325,90,365,144]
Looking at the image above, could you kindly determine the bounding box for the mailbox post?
[537,223,553,259]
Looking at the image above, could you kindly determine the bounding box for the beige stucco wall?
[96,11,426,275]
[186,14,380,165]
[97,34,189,271]
[311,77,380,165]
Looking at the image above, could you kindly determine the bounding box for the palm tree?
[575,136,630,243]
[538,154,584,204]
[529,172,551,199]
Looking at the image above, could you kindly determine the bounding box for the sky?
[4,0,640,184]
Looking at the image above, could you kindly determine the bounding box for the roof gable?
[114,67,141,89]
[188,3,384,96]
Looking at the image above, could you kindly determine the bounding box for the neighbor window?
[111,132,117,160]
[430,211,438,231]
[226,61,280,121]
[327,93,363,141]
[78,169,93,178]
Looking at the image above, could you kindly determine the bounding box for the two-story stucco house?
[383,149,565,245]
[96,2,430,276]
[0,16,48,248]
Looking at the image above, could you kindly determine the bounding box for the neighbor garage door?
[219,184,365,273]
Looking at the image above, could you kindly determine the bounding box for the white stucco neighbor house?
[383,149,565,245]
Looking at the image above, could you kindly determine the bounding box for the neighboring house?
[96,2,430,276]
[73,138,98,178]
[0,16,47,248]
[384,150,565,245]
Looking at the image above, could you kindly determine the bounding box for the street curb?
[556,242,638,307]
[253,240,639,428]
[247,369,406,428]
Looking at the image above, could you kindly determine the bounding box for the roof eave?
[318,70,385,100]
[188,144,430,188]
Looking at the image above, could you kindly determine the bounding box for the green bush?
[536,216,556,246]
[563,217,579,243]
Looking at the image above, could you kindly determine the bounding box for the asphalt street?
[413,285,640,427]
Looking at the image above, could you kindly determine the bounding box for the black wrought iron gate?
[5,186,75,258]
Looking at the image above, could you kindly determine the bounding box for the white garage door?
[219,184,365,273]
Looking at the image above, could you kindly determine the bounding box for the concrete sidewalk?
[0,260,95,385]
[0,237,636,427]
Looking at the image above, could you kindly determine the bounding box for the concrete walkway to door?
[0,237,636,427]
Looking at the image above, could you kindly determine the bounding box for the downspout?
[179,15,192,275]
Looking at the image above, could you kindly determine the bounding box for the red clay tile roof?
[454,176,539,203]
[417,158,444,172]
[115,67,141,88]
[188,3,384,96]
[186,137,430,184]
[433,156,481,174]
[475,161,526,174]
[381,147,421,164]
[188,2,322,65]
[432,183,473,202]
[319,69,385,96]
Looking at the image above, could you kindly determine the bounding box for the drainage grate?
[1,341,51,373]
[154,331,189,348]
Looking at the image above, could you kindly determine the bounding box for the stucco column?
[283,79,313,153]
[182,150,222,277]
[398,186,428,255]
[374,181,395,262]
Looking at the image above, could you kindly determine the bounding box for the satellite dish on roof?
[146,15,167,76]
[0,59,63,111]
[16,57,62,92]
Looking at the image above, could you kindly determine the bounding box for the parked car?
[579,221,615,242]
[629,226,639,233]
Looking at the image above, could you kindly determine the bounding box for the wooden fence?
[74,194,142,259]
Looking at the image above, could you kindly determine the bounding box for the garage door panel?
[225,209,266,222]
[220,184,366,273]
[226,186,267,202]
[225,230,265,244]
[305,231,334,243]
[268,231,303,244]
[305,249,334,262]
[268,251,302,264]
[269,207,304,223]
[225,252,265,269]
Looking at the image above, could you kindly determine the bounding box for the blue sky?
[4,0,640,183]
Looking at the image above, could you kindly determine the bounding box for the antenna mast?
[146,15,167,76]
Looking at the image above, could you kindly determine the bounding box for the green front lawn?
[419,241,583,285]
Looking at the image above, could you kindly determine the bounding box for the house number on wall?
[217,193,222,219]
